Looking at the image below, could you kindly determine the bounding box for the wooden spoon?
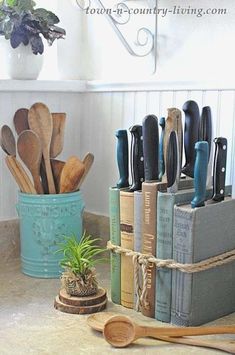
[50,113,66,158]
[13,108,29,135]
[77,153,94,189]
[103,315,235,350]
[17,130,44,194]
[28,103,56,194]
[51,159,65,193]
[0,125,16,156]
[60,156,85,193]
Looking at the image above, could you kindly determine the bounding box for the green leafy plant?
[0,0,65,55]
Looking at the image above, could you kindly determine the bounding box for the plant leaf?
[33,8,59,25]
[29,33,43,54]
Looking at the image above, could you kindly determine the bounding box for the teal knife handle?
[191,141,209,208]
[159,117,165,180]
[115,129,129,188]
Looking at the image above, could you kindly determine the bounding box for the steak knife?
[129,125,144,192]
[212,137,227,202]
[159,117,165,180]
[191,141,209,208]
[142,114,159,182]
[167,131,180,193]
[182,101,200,178]
[115,129,129,188]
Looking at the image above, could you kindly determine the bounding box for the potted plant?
[56,232,107,297]
[0,0,66,79]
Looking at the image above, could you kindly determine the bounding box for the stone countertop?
[1,260,235,355]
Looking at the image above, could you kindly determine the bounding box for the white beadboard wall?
[0,86,235,219]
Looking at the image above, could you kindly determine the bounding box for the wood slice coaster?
[59,287,107,307]
[54,296,107,315]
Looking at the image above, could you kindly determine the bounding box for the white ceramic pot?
[3,41,43,80]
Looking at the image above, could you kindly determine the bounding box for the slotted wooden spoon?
[59,156,85,193]
[28,103,56,194]
[17,130,44,194]
[50,113,66,158]
[0,125,16,156]
[13,108,29,135]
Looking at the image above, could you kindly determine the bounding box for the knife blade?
[129,125,144,192]
[159,117,165,180]
[167,131,180,194]
[212,137,227,202]
[191,141,209,208]
[182,101,200,178]
[142,114,159,182]
[115,129,129,189]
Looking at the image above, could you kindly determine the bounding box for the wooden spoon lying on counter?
[13,108,29,135]
[0,125,16,156]
[60,156,85,193]
[17,130,44,194]
[50,113,66,158]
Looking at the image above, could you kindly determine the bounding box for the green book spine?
[109,187,121,304]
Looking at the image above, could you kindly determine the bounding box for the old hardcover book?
[134,190,143,305]
[171,197,235,326]
[120,190,134,309]
[142,181,167,318]
[109,187,121,305]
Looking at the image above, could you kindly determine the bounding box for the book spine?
[134,190,143,305]
[109,187,121,304]
[155,192,175,322]
[171,207,194,326]
[120,190,134,309]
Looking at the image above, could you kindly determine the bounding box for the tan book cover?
[142,181,167,317]
[120,190,134,309]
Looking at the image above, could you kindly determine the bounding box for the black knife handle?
[115,129,129,188]
[142,114,159,181]
[129,125,144,192]
[212,137,227,202]
[159,117,165,180]
[182,100,200,178]
[167,131,178,191]
[200,106,212,160]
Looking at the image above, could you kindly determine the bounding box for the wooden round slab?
[54,296,107,315]
[59,287,107,307]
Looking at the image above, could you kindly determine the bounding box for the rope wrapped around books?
[107,240,235,312]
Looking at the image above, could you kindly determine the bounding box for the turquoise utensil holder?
[16,191,85,279]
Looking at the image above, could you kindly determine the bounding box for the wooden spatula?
[0,125,16,156]
[50,113,66,158]
[60,156,85,193]
[5,156,37,194]
[17,130,44,194]
[13,108,29,135]
[51,159,65,193]
[28,103,56,194]
[77,153,94,189]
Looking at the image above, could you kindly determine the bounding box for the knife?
[200,106,213,187]
[191,141,209,208]
[159,117,165,180]
[129,125,144,192]
[212,137,227,202]
[142,115,159,182]
[182,101,200,178]
[167,131,180,194]
[115,129,129,189]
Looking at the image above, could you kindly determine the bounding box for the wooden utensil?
[28,103,56,194]
[103,315,235,349]
[17,130,44,194]
[77,153,94,189]
[87,313,235,353]
[60,156,85,193]
[0,125,16,156]
[13,108,29,135]
[5,156,37,194]
[50,113,66,158]
[51,159,65,193]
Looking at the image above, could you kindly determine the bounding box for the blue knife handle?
[129,125,144,192]
[115,129,129,188]
[200,106,212,161]
[191,141,209,208]
[212,137,227,202]
[182,100,200,178]
[142,114,159,181]
[159,117,165,180]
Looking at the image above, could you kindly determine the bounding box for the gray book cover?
[134,190,143,306]
[171,198,235,326]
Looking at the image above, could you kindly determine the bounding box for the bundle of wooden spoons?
[1,102,94,195]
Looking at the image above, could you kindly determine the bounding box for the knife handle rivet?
[223,145,227,150]
[220,189,224,195]
[222,167,225,173]
[140,157,144,161]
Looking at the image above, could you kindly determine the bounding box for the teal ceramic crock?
[17,191,85,278]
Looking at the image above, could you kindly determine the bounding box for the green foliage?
[56,232,107,277]
[0,0,65,54]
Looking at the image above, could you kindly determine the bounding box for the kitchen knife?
[129,125,144,192]
[167,131,180,193]
[115,129,129,189]
[212,137,227,202]
[142,114,159,182]
[200,106,213,188]
[159,117,165,180]
[191,141,209,208]
[182,101,200,178]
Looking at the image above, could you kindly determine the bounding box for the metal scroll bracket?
[74,0,158,74]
